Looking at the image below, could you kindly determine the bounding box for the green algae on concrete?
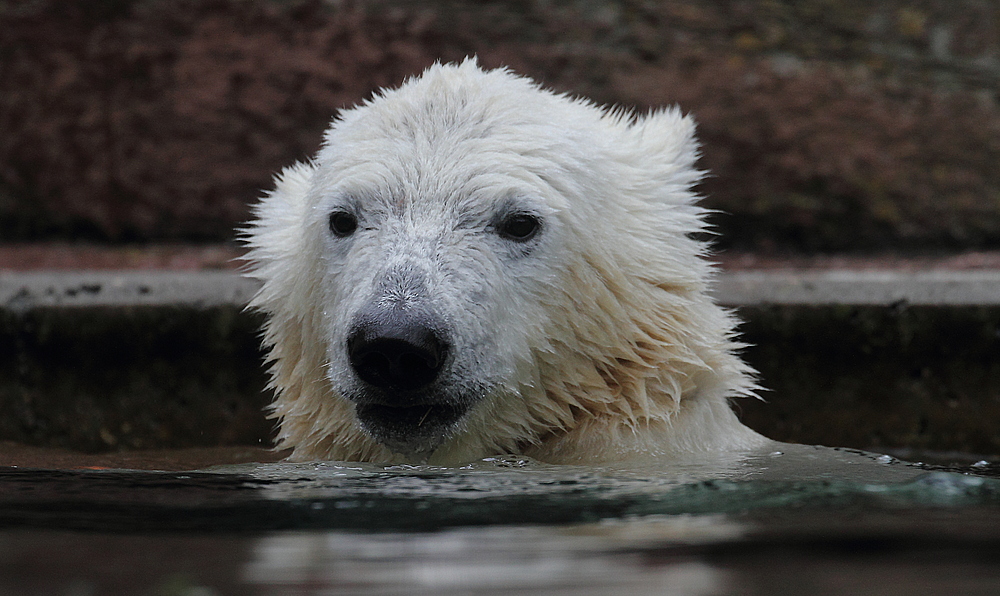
[1,301,998,456]
[0,306,273,452]
[737,304,1000,456]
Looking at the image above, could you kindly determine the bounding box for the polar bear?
[244,59,768,465]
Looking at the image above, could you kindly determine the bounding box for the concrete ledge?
[4,270,1000,310]
[2,269,1000,455]
[0,272,260,310]
[716,271,1000,306]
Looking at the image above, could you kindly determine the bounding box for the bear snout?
[347,308,449,394]
[345,305,473,456]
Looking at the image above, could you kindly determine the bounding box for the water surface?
[2,443,998,595]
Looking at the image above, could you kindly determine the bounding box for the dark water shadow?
[1,444,998,533]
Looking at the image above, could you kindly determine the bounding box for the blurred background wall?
[2,0,998,253]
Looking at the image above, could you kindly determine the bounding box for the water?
[2,444,999,594]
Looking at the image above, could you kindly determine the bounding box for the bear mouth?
[355,402,467,455]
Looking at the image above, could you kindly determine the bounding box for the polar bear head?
[245,59,761,464]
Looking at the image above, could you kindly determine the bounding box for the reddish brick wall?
[2,0,998,251]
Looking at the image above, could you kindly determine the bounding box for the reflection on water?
[231,445,1000,595]
[222,443,999,525]
[0,443,998,533]
[245,520,740,595]
[1,444,999,594]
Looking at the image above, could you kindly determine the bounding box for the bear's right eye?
[329,211,358,237]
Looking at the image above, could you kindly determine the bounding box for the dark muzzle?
[347,313,447,393]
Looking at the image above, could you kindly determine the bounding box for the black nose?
[347,314,447,392]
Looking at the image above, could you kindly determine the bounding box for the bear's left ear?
[622,107,702,191]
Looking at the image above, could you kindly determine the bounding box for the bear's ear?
[255,161,316,234]
[244,160,317,272]
[622,107,703,194]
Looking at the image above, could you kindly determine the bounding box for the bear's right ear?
[266,160,316,212]
[244,160,317,273]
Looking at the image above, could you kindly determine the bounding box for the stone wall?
[2,0,998,250]
[4,301,999,456]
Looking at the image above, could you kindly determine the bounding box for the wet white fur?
[244,59,768,464]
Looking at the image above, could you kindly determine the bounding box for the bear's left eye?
[498,212,541,242]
